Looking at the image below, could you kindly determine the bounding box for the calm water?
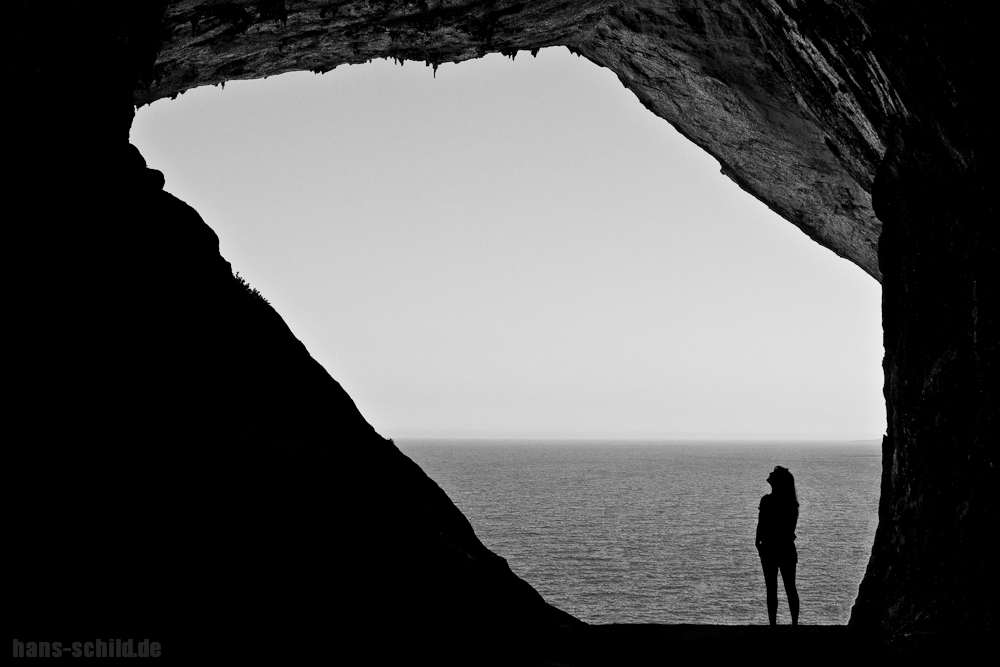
[397,440,881,625]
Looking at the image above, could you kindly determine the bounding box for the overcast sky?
[131,47,884,441]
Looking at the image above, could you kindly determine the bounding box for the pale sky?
[131,47,885,441]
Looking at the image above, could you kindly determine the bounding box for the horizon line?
[390,434,884,443]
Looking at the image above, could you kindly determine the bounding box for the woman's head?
[767,466,798,502]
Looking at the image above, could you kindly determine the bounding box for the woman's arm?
[755,499,764,550]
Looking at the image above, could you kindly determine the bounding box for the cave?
[10,1,992,661]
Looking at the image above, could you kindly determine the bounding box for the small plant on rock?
[233,270,270,305]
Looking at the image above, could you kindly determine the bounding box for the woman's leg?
[760,556,778,626]
[779,561,799,627]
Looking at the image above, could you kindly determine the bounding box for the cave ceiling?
[138,1,904,282]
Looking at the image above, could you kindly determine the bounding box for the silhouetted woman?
[755,465,800,628]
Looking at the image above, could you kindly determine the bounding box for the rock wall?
[8,5,581,662]
[844,6,995,637]
[8,0,993,652]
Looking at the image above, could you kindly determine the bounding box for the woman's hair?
[770,466,799,508]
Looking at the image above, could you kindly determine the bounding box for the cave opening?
[9,1,989,649]
[131,47,884,624]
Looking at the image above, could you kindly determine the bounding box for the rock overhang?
[138,0,902,282]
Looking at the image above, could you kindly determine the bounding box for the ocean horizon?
[398,439,882,626]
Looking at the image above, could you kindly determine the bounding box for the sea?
[397,439,882,626]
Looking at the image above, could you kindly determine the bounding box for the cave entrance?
[131,48,884,624]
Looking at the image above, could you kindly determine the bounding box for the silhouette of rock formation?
[8,0,993,656]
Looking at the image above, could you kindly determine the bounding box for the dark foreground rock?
[551,624,990,665]
[8,138,580,662]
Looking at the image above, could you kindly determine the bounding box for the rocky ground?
[533,624,982,665]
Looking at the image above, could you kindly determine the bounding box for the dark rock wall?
[847,5,996,637]
[8,0,993,649]
[852,130,995,638]
[8,4,579,661]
